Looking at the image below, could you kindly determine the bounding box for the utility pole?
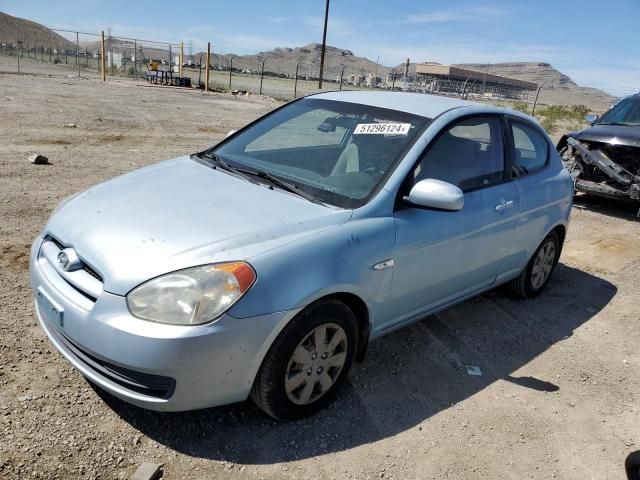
[374,55,379,87]
[318,0,330,89]
[205,42,210,92]
[482,62,489,94]
[15,26,20,73]
[106,27,112,74]
[100,31,106,81]
[76,32,80,78]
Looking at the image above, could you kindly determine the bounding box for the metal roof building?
[413,63,538,100]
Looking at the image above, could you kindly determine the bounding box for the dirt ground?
[1,70,639,480]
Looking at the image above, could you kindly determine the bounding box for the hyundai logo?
[57,248,82,272]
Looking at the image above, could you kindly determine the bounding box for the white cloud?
[265,16,290,23]
[348,38,561,68]
[302,15,354,38]
[404,6,510,24]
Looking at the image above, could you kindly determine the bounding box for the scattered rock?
[29,154,49,165]
[131,462,162,480]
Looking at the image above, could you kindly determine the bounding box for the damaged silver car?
[558,93,640,213]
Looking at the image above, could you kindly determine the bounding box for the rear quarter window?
[510,122,548,177]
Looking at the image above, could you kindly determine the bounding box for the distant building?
[349,74,366,85]
[414,63,537,99]
[107,51,123,68]
[365,73,383,87]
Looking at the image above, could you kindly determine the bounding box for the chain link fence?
[0,29,179,81]
[1,28,637,108]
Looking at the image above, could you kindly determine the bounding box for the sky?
[1,0,638,95]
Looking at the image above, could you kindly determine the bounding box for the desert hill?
[0,11,73,49]
[455,62,615,109]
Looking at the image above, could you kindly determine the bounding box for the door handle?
[495,200,516,212]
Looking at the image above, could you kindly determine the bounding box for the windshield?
[597,96,640,126]
[212,98,430,208]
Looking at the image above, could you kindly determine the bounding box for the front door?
[381,115,520,332]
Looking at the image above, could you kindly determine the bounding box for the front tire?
[507,231,561,299]
[251,299,357,420]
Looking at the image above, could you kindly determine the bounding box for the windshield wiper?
[239,168,320,204]
[597,121,636,126]
[197,152,259,184]
[197,153,322,204]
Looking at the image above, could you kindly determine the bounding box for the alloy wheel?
[284,323,348,405]
[531,240,556,289]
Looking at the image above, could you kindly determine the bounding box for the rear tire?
[250,299,357,421]
[507,231,561,299]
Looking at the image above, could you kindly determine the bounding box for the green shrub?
[571,104,590,118]
[536,104,589,123]
[541,117,556,133]
[512,101,530,114]
[534,103,592,134]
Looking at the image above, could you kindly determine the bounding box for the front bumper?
[29,236,298,411]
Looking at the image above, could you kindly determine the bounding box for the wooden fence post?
[179,42,184,77]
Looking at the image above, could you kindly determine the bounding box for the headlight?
[126,262,256,325]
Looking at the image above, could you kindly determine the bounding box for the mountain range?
[0,11,617,109]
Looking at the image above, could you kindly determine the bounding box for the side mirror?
[584,114,598,124]
[225,130,237,138]
[406,179,464,211]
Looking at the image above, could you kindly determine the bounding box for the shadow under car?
[92,263,616,464]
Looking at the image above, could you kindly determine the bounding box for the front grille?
[49,236,65,250]
[49,325,175,399]
[82,265,102,281]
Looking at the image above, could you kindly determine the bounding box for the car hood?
[45,156,351,295]
[569,124,640,148]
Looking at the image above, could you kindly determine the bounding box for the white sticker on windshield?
[353,123,411,135]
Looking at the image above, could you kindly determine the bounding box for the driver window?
[414,116,505,191]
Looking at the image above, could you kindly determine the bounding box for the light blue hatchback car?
[30,91,573,419]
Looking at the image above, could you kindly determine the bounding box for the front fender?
[228,216,396,329]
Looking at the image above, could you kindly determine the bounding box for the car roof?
[310,90,482,118]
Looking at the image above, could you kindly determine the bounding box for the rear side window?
[510,122,548,177]
[414,116,505,191]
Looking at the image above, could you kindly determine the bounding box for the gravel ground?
[1,70,639,480]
